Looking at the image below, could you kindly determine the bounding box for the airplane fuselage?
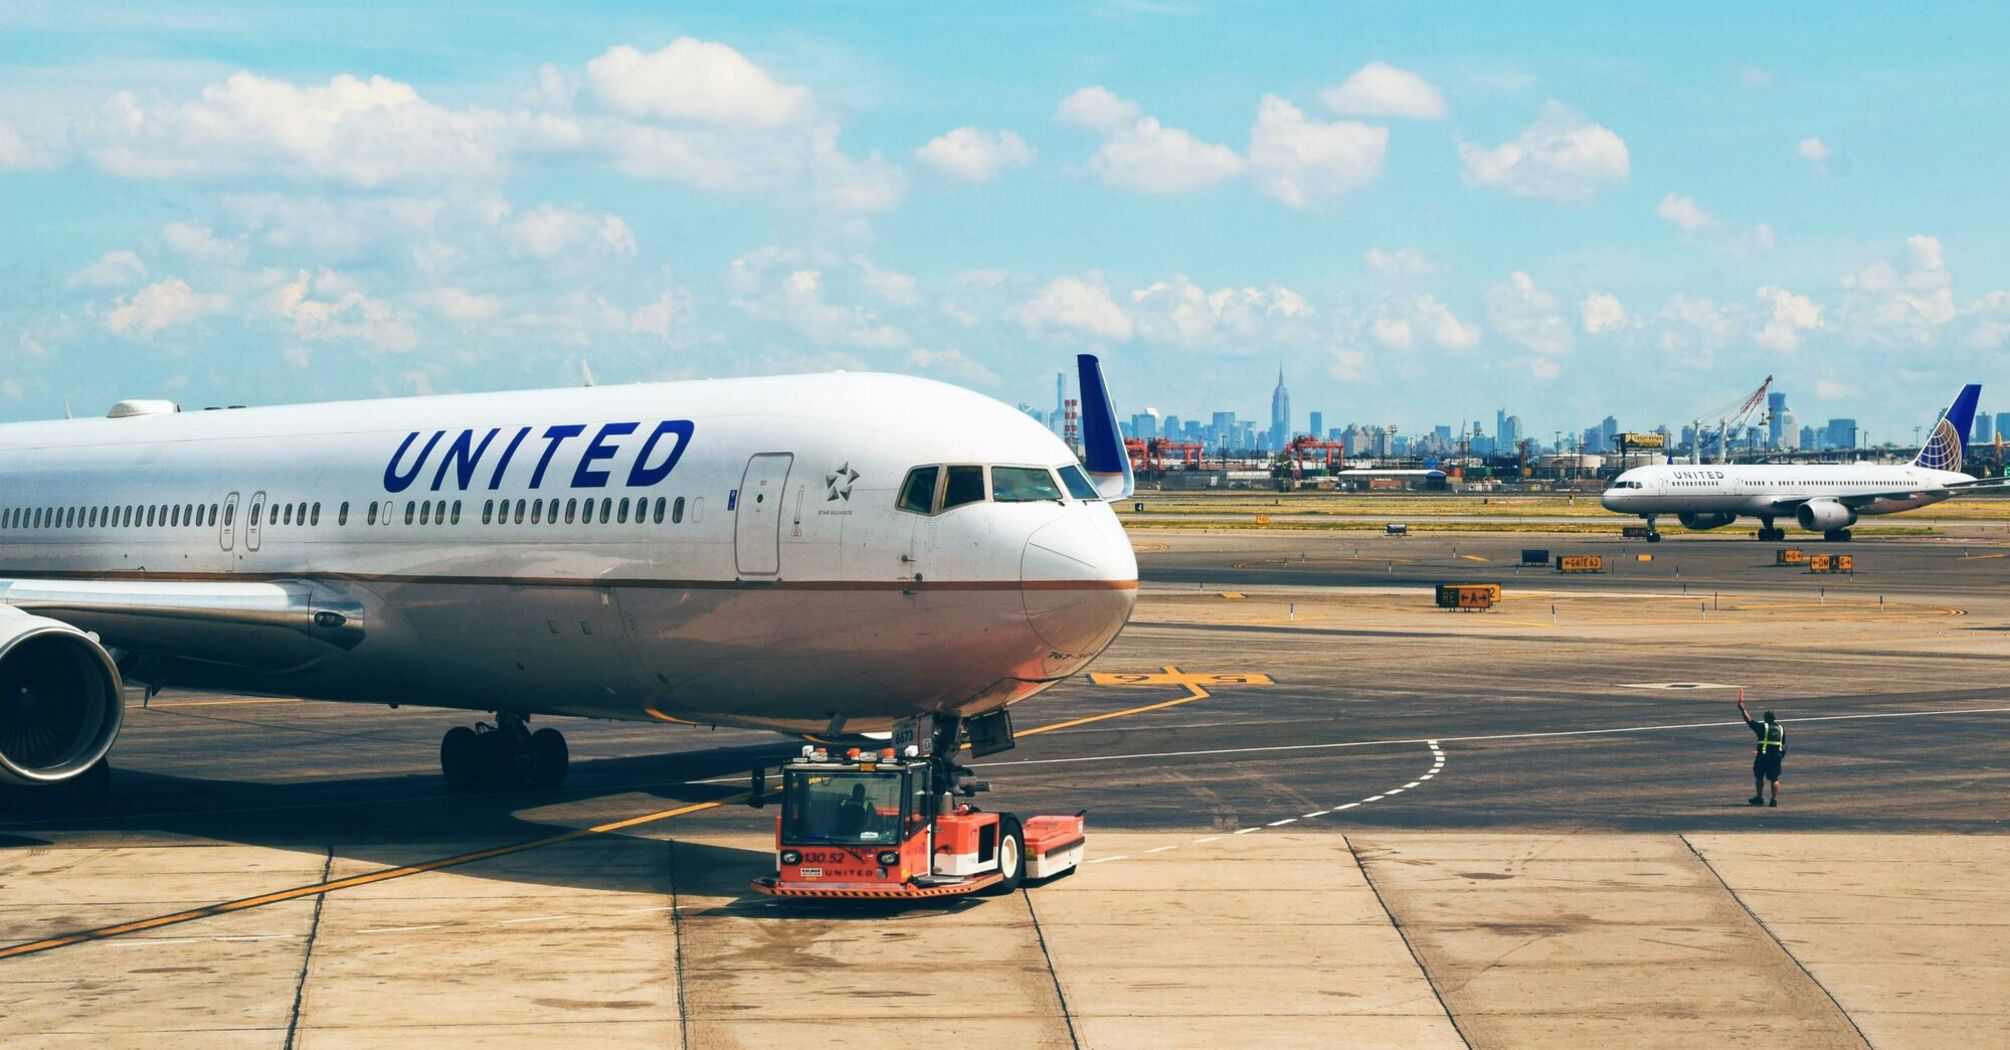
[0,374,1137,736]
[1601,463,1969,521]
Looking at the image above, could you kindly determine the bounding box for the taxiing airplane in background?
[0,355,1137,800]
[1602,383,2004,541]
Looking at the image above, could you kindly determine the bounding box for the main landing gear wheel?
[1758,527,1787,542]
[438,715,568,790]
[983,815,1025,895]
[1824,529,1853,542]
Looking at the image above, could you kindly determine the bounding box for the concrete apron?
[2,832,2006,1049]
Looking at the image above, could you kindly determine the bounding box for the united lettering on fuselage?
[383,420,695,494]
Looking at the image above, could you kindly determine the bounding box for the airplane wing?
[1763,476,2010,511]
[1075,353,1134,501]
[0,577,368,670]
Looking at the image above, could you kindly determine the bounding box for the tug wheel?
[984,815,1025,895]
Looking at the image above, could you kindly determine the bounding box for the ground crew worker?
[1738,694,1784,807]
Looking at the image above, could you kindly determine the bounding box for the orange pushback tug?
[749,712,1086,900]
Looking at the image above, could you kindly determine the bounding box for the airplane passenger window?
[898,467,939,514]
[992,466,1064,503]
[285,504,295,526]
[653,497,666,524]
[337,502,346,526]
[296,502,306,524]
[1059,465,1101,501]
[405,502,415,525]
[618,497,630,523]
[481,500,492,524]
[565,498,577,524]
[450,501,460,525]
[530,500,543,524]
[546,498,559,523]
[672,497,685,524]
[368,502,379,526]
[514,499,526,524]
[420,502,431,525]
[942,465,986,509]
[692,497,702,523]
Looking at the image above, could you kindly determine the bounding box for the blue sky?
[3,2,2007,443]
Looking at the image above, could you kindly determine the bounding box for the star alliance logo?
[826,462,859,501]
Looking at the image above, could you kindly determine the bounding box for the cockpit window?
[992,466,1063,502]
[942,465,986,509]
[1059,465,1101,501]
[897,466,939,514]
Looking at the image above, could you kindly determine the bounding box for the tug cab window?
[992,466,1064,503]
[941,465,986,510]
[897,466,939,514]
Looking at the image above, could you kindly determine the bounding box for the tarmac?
[3,528,2008,1048]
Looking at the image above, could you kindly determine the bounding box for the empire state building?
[1269,366,1291,449]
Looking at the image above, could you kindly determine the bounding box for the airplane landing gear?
[1643,515,1662,542]
[440,713,569,790]
[1823,529,1853,543]
[1757,517,1786,542]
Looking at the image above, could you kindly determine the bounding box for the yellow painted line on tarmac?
[131,697,303,710]
[642,706,704,726]
[1216,591,1246,599]
[0,795,739,962]
[1958,552,2006,560]
[1457,554,1490,562]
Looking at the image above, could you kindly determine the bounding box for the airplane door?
[246,491,265,552]
[220,492,239,552]
[734,453,793,576]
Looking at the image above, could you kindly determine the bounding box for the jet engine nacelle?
[1796,500,1858,533]
[0,608,124,786]
[1677,512,1738,531]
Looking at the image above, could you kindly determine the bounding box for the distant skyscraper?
[1996,412,2010,445]
[1825,418,1858,449]
[1308,411,1324,441]
[1496,408,1507,447]
[1777,408,1797,449]
[1269,367,1291,449]
[1975,412,1994,444]
[1800,424,1819,450]
[1053,373,1066,438]
[1767,391,1788,447]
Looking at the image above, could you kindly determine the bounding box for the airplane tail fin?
[1914,383,1982,472]
[1076,354,1134,500]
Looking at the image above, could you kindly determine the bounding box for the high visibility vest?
[1758,723,1784,752]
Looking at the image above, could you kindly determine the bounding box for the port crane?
[1691,375,1773,464]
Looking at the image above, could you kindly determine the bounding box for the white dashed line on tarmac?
[1192,835,1221,844]
[1145,845,1179,854]
[1268,818,1298,827]
[1086,855,1128,864]
[360,925,442,935]
[1304,810,1330,818]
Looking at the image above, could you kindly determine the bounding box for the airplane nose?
[1022,511,1137,657]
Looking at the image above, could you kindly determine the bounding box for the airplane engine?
[1676,512,1738,531]
[0,611,123,786]
[1795,500,1858,533]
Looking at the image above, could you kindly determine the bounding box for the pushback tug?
[749,713,1086,899]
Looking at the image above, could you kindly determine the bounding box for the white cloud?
[1654,294,1736,369]
[1057,87,1243,194]
[1088,116,1244,194]
[1328,345,1368,382]
[806,129,906,216]
[1320,61,1447,120]
[0,118,60,170]
[105,277,228,337]
[1011,274,1133,341]
[585,40,811,127]
[1580,291,1627,334]
[1814,378,1854,400]
[1752,223,1777,251]
[1246,95,1386,207]
[1754,286,1823,351]
[1386,293,1480,349]
[161,221,249,265]
[1656,192,1716,233]
[1797,136,1832,173]
[502,203,639,259]
[906,348,999,386]
[1839,234,1956,346]
[269,269,417,352]
[418,287,503,322]
[81,72,509,186]
[914,127,1033,182]
[1458,101,1629,201]
[1055,86,1142,132]
[852,256,919,305]
[1130,274,1312,347]
[728,249,909,348]
[67,249,147,289]
[1484,271,1571,373]
[629,288,684,339]
[1365,247,1432,278]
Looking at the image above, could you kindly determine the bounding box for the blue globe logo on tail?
[1914,383,1982,473]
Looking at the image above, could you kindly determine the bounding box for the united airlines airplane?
[1602,383,2003,541]
[0,355,1138,800]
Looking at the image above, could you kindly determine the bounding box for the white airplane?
[1602,383,2003,541]
[0,355,1138,799]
